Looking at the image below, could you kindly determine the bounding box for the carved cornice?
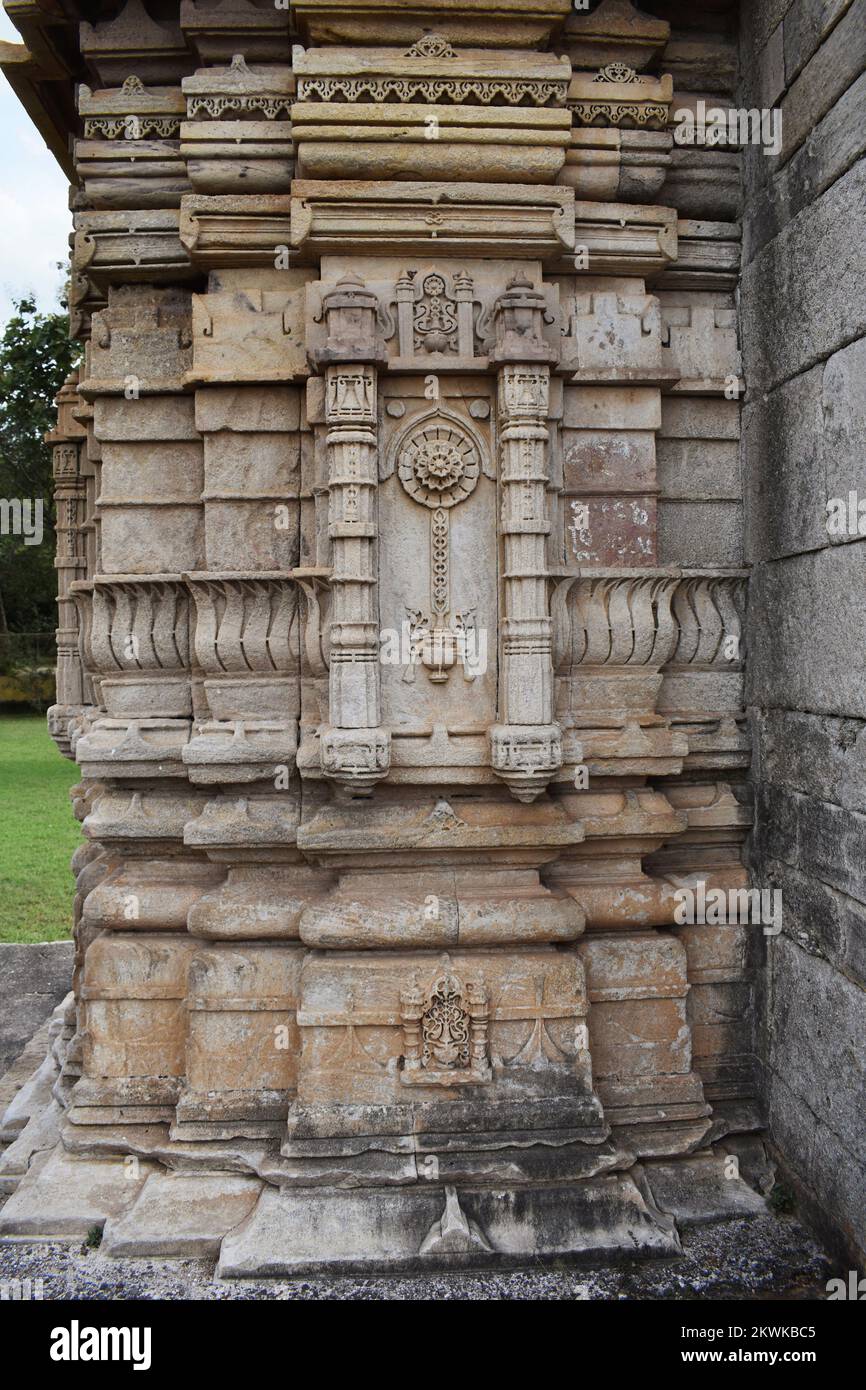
[570,200,677,277]
[80,0,192,86]
[180,194,292,269]
[289,0,574,49]
[74,211,194,285]
[561,0,670,73]
[290,182,576,263]
[180,0,294,66]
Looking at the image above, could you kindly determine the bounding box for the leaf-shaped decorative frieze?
[552,572,679,672]
[186,574,300,675]
[552,571,746,674]
[669,576,746,668]
[70,581,98,703]
[90,576,190,674]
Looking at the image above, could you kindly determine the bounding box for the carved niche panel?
[378,391,498,741]
[400,963,491,1086]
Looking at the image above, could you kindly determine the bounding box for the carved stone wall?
[0,0,788,1272]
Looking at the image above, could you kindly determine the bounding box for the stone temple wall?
[739,0,866,1266]
[0,0,856,1272]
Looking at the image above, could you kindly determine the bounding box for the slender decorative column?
[46,372,88,757]
[315,274,390,794]
[490,274,561,801]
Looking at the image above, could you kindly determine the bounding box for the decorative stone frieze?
[294,42,571,108]
[79,77,185,143]
[183,54,294,121]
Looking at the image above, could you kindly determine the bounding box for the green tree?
[0,295,79,656]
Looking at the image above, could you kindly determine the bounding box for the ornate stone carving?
[382,267,487,365]
[596,62,639,84]
[320,728,390,788]
[551,571,746,674]
[400,960,491,1085]
[90,576,191,720]
[670,577,746,669]
[419,1188,493,1256]
[392,409,484,684]
[47,374,90,756]
[297,75,567,106]
[83,115,182,139]
[409,271,460,355]
[552,572,680,671]
[184,54,294,121]
[491,274,557,365]
[396,414,481,509]
[568,70,672,130]
[490,724,563,798]
[294,45,569,109]
[405,34,456,59]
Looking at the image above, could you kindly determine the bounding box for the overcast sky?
[0,8,73,327]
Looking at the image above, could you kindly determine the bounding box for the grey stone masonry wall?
[0,943,74,1076]
[740,0,866,1265]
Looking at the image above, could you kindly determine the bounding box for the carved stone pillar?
[316,275,390,794]
[46,371,89,757]
[490,275,561,801]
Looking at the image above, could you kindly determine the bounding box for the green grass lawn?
[0,712,81,942]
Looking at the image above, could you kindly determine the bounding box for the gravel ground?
[0,1213,835,1301]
